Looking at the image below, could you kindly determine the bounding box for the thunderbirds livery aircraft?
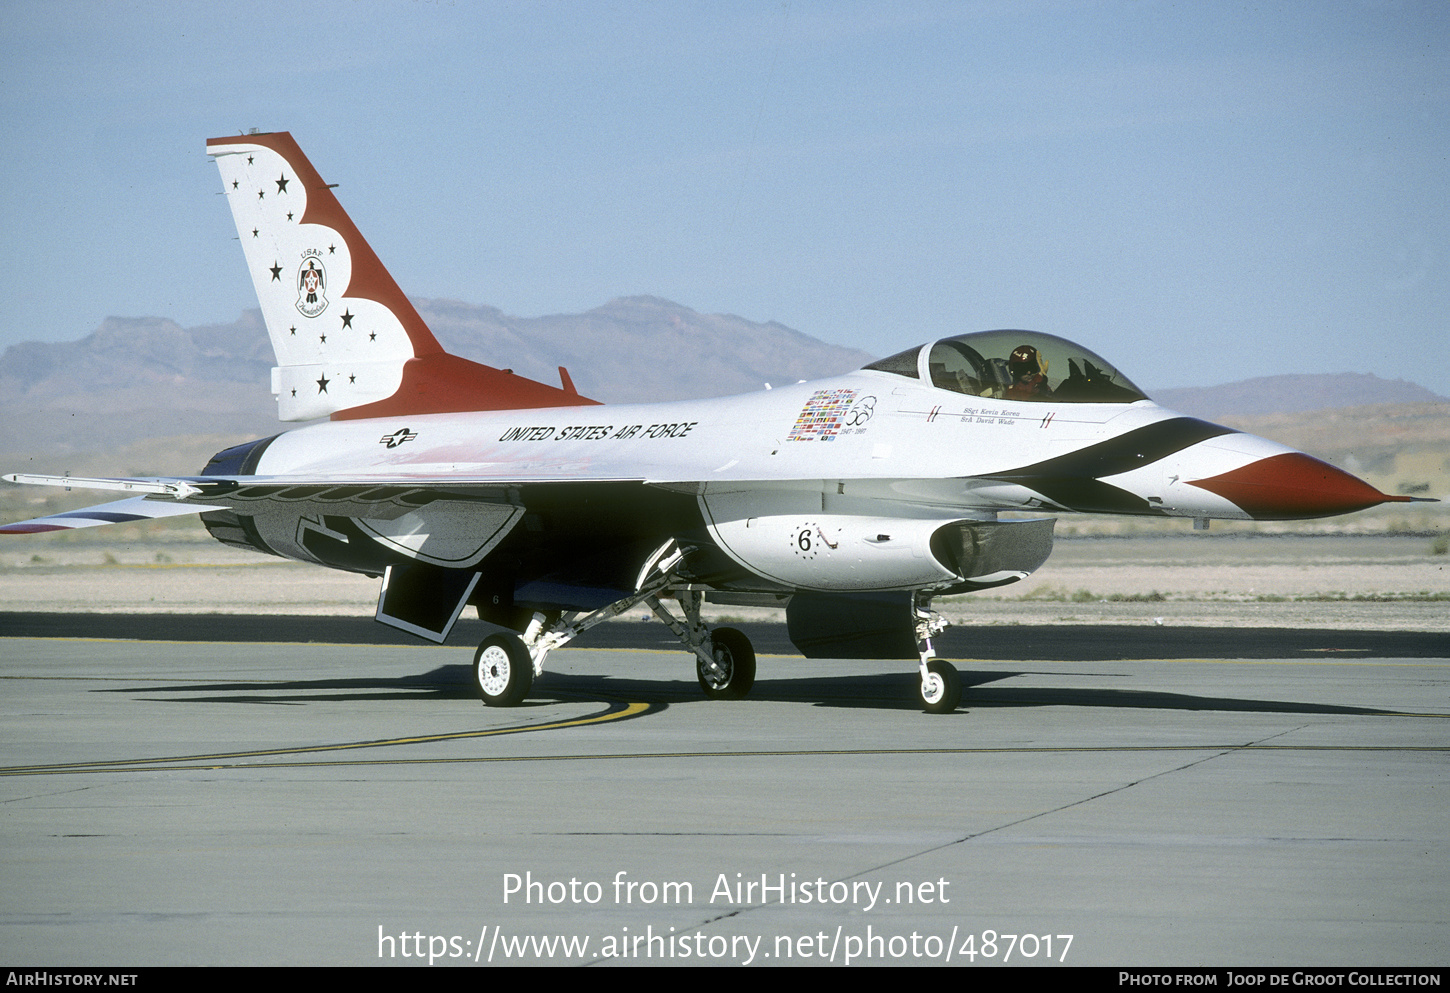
[2,133,1422,713]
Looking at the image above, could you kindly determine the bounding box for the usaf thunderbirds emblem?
[296,257,328,318]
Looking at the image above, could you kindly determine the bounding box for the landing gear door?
[376,562,482,643]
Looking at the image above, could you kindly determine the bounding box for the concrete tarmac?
[2,634,1446,967]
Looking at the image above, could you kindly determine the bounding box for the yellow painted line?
[0,699,656,777]
[4,741,1447,777]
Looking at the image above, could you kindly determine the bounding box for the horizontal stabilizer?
[0,496,226,534]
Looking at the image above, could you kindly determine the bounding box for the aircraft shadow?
[97,663,1411,718]
[98,666,481,706]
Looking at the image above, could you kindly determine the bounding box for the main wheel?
[698,626,756,700]
[473,633,533,707]
[918,658,961,714]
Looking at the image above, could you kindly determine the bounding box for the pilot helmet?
[1008,344,1042,380]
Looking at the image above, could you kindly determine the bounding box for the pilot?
[1005,344,1052,399]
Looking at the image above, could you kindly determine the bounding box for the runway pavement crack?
[667,724,1315,936]
[0,784,103,804]
[854,723,1314,883]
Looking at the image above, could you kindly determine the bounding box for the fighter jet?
[2,132,1421,713]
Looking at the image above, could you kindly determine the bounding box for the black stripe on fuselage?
[982,417,1236,514]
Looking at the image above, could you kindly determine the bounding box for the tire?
[698,626,756,700]
[473,633,533,707]
[918,658,961,714]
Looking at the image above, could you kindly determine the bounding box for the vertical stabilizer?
[207,132,596,420]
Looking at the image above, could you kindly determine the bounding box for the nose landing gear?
[914,593,960,714]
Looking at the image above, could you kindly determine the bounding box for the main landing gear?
[645,591,755,700]
[470,544,757,708]
[698,626,756,699]
[473,633,532,707]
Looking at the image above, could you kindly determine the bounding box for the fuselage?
[230,365,1345,522]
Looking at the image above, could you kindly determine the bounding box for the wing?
[1,471,676,646]
[0,476,228,534]
[1,472,532,645]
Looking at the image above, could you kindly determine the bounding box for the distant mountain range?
[0,297,873,464]
[1152,375,1446,420]
[1,297,1445,475]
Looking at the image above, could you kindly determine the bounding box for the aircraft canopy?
[864,330,1148,404]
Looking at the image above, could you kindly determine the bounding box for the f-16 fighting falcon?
[3,133,1422,713]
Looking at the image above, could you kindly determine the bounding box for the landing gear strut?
[913,592,960,714]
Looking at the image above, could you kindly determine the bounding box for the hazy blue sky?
[3,1,1447,394]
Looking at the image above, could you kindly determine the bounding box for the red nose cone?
[1187,452,1407,520]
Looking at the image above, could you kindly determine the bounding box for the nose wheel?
[918,658,961,714]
